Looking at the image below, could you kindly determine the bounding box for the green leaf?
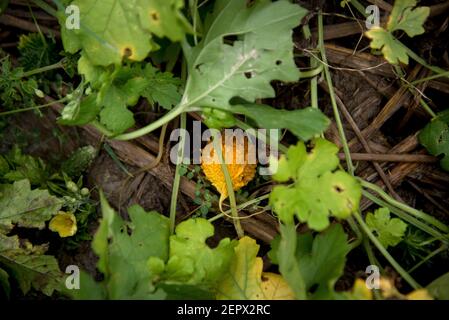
[366,27,409,64]
[232,104,330,141]
[0,234,63,296]
[427,271,449,300]
[387,0,429,37]
[0,267,10,298]
[269,138,362,231]
[0,180,62,233]
[216,236,265,300]
[167,218,236,286]
[419,109,449,171]
[366,207,407,248]
[62,0,190,66]
[58,94,102,126]
[184,0,307,111]
[365,0,429,64]
[273,224,307,299]
[141,65,182,110]
[85,193,170,299]
[2,146,48,185]
[273,224,350,299]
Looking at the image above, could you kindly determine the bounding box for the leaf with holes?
[0,180,62,234]
[366,207,407,248]
[269,138,361,231]
[0,234,63,296]
[183,0,307,111]
[60,0,190,66]
[419,109,449,171]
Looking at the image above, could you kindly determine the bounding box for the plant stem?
[236,119,288,154]
[300,65,323,78]
[318,12,354,175]
[211,130,244,238]
[114,104,187,140]
[169,113,187,234]
[208,194,270,223]
[32,0,58,16]
[407,245,447,274]
[348,216,363,250]
[403,44,449,78]
[361,180,449,233]
[21,61,63,78]
[354,211,421,289]
[0,98,68,117]
[410,71,449,86]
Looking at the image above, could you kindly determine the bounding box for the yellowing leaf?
[201,135,256,202]
[366,27,409,64]
[62,0,190,66]
[216,236,291,300]
[406,289,433,300]
[49,211,77,237]
[260,272,295,300]
[349,278,373,300]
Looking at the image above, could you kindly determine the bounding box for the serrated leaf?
[0,180,62,233]
[366,27,409,64]
[3,145,48,185]
[273,224,350,299]
[141,65,182,110]
[387,0,429,37]
[419,109,449,171]
[365,0,429,65]
[232,104,329,141]
[184,0,307,111]
[62,0,190,66]
[85,193,170,299]
[366,207,407,248]
[0,234,63,296]
[215,236,263,300]
[168,218,236,286]
[269,138,361,231]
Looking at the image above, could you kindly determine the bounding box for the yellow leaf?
[350,278,373,300]
[406,289,433,300]
[49,211,77,238]
[217,236,292,300]
[260,272,295,300]
[201,135,256,203]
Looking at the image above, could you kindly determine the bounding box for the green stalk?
[410,71,449,85]
[348,216,363,250]
[0,97,68,117]
[211,130,244,238]
[403,44,449,78]
[208,194,270,223]
[236,119,288,154]
[361,180,449,233]
[354,211,421,289]
[21,61,64,78]
[169,113,187,234]
[32,0,58,16]
[114,104,187,140]
[407,245,447,274]
[318,12,354,175]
